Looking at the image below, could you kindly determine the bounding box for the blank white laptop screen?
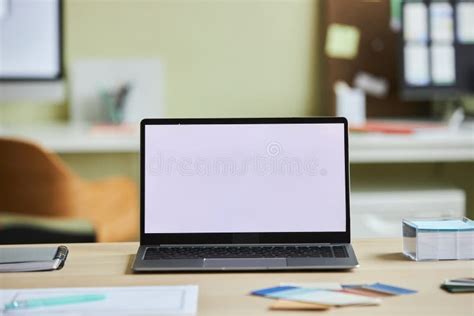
[145,123,346,234]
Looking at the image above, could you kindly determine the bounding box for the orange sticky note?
[269,299,330,311]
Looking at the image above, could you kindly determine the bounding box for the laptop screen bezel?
[140,117,350,245]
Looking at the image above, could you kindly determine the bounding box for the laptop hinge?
[153,243,336,247]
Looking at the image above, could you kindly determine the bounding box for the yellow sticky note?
[325,23,360,59]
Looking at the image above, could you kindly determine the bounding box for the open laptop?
[133,117,358,272]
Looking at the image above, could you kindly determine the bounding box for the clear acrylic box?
[402,217,474,261]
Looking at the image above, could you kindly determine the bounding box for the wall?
[1,0,472,220]
[0,0,321,122]
[0,0,322,206]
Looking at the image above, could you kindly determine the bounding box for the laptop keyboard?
[144,245,348,260]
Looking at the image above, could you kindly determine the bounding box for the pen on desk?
[4,294,106,311]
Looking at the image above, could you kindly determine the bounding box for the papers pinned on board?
[325,23,360,59]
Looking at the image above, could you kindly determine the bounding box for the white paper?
[456,2,474,43]
[417,233,440,260]
[430,2,453,43]
[334,81,366,126]
[403,2,428,42]
[0,0,9,19]
[404,43,430,86]
[457,231,474,259]
[292,290,380,306]
[417,231,474,260]
[70,59,164,124]
[270,288,380,306]
[0,286,198,315]
[431,45,456,85]
[281,283,342,291]
[436,232,457,260]
[353,72,388,98]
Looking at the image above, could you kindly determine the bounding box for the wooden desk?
[1,239,473,315]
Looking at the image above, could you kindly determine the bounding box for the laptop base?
[133,244,358,272]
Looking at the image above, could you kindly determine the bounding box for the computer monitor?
[399,0,474,101]
[0,0,64,102]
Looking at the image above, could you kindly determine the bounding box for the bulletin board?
[320,0,430,117]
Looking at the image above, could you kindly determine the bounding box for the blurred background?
[0,0,473,243]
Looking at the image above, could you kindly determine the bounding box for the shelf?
[1,123,473,162]
[0,123,139,154]
[350,129,474,163]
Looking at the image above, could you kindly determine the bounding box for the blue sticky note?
[251,286,298,297]
[363,283,417,295]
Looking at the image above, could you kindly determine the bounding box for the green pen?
[4,294,106,311]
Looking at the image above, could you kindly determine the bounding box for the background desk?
[1,123,473,161]
[1,239,472,315]
[1,124,472,236]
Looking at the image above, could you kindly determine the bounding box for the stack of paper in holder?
[402,217,474,261]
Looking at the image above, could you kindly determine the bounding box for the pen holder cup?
[100,91,125,124]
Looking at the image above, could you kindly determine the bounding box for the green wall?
[0,0,322,204]
[1,0,472,219]
[1,0,320,122]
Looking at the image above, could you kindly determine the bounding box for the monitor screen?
[144,123,346,234]
[0,0,62,79]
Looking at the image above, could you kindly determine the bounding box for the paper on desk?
[280,282,342,290]
[361,283,417,295]
[269,299,330,311]
[0,285,198,315]
[266,288,381,306]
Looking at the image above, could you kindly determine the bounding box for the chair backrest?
[0,138,76,216]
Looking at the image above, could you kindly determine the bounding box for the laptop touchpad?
[203,258,286,268]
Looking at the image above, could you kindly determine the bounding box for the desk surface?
[1,239,473,315]
[1,123,473,162]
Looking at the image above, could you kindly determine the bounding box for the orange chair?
[0,137,139,242]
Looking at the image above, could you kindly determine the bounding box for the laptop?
[133,117,358,272]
